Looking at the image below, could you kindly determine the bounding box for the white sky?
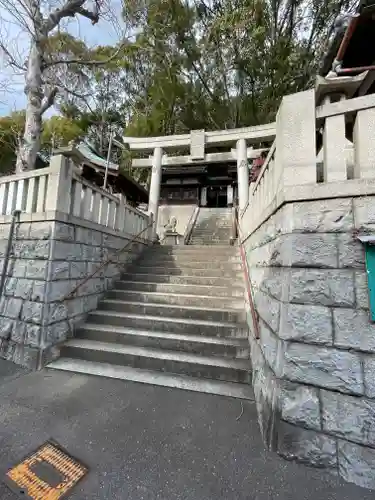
[0,0,123,116]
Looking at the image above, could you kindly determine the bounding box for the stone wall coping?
[242,178,375,243]
[0,211,150,244]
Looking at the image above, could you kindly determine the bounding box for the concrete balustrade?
[0,155,150,241]
[241,90,375,241]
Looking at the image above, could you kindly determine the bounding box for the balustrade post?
[276,89,316,189]
[353,108,375,179]
[45,154,73,213]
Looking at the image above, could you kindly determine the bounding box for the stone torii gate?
[122,123,276,238]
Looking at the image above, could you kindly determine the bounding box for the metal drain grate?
[3,440,88,499]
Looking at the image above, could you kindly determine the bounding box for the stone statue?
[164,216,177,233]
[162,216,179,245]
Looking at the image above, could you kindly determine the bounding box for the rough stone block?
[13,279,33,300]
[244,219,276,250]
[277,421,337,468]
[4,297,23,319]
[252,356,278,447]
[355,271,369,310]
[26,260,49,280]
[76,227,92,244]
[53,221,74,241]
[0,319,15,339]
[28,221,52,240]
[14,240,50,259]
[337,234,365,269]
[354,196,375,232]
[92,230,102,246]
[289,269,355,307]
[91,245,103,262]
[25,324,42,347]
[275,204,293,235]
[291,198,353,233]
[79,278,104,296]
[11,321,26,343]
[21,301,43,324]
[338,440,375,490]
[15,223,31,239]
[363,356,375,399]
[11,260,28,278]
[334,308,375,353]
[289,233,338,268]
[279,303,332,345]
[1,340,16,361]
[280,382,321,430]
[81,244,93,261]
[4,277,17,297]
[70,261,87,279]
[19,345,39,369]
[254,290,280,332]
[283,343,363,395]
[247,241,282,267]
[258,319,283,376]
[46,280,75,302]
[46,303,68,323]
[322,390,375,446]
[0,240,8,259]
[53,241,82,261]
[49,261,70,280]
[45,321,70,345]
[31,281,46,302]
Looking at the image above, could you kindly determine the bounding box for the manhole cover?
[3,440,88,499]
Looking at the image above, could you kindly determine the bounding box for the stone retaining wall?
[243,196,375,489]
[0,215,147,369]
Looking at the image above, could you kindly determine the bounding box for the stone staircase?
[48,245,252,399]
[189,208,233,245]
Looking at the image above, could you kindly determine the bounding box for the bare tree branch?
[43,0,100,34]
[0,42,26,71]
[40,86,58,115]
[42,42,124,69]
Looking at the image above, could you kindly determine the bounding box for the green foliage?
[41,116,84,153]
[1,0,357,181]
[0,111,25,174]
[0,113,84,173]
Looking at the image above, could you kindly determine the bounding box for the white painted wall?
[157,204,197,239]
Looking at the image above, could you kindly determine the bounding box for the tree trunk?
[16,42,43,173]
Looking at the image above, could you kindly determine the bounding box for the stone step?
[77,324,250,358]
[192,225,231,229]
[126,266,242,278]
[119,273,242,287]
[88,310,248,338]
[193,226,231,229]
[106,289,245,309]
[100,299,245,323]
[153,244,234,252]
[189,240,229,245]
[114,280,244,298]
[59,340,252,384]
[147,248,236,256]
[136,256,241,267]
[48,358,254,400]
